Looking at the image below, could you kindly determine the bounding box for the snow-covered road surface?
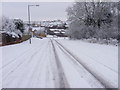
[1,38,118,88]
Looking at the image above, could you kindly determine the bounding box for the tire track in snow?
[1,40,45,70]
[25,41,50,88]
[3,39,54,88]
[2,41,47,81]
[54,39,117,89]
[53,40,104,88]
[57,40,117,73]
[50,39,70,88]
[48,40,60,88]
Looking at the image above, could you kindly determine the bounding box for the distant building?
[24,20,69,37]
[31,27,46,37]
[48,29,67,37]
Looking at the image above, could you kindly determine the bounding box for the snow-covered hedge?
[81,38,118,46]
[0,16,24,38]
[0,16,25,45]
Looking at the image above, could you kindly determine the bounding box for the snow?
[1,38,55,88]
[32,27,45,31]
[10,32,19,38]
[50,29,65,31]
[46,35,54,38]
[0,37,118,88]
[56,39,118,88]
[1,31,21,38]
[54,31,60,33]
[52,40,104,88]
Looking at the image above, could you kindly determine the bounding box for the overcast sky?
[2,2,74,21]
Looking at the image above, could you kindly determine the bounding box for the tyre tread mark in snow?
[48,41,59,88]
[26,41,50,87]
[3,42,47,81]
[50,39,70,88]
[54,39,116,89]
[54,40,105,88]
[1,41,45,70]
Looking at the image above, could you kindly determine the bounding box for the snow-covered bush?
[82,38,118,46]
[0,16,25,45]
[13,19,25,33]
[1,16,24,38]
[2,16,15,32]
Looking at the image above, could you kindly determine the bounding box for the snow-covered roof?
[61,32,65,33]
[54,31,60,34]
[50,29,65,31]
[32,27,45,31]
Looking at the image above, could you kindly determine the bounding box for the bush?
[1,34,31,46]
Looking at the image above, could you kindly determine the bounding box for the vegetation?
[66,1,118,41]
[0,16,27,46]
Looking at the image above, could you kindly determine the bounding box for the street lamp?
[28,4,39,44]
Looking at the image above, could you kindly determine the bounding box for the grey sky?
[2,2,74,21]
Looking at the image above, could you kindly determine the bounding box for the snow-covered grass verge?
[69,38,118,46]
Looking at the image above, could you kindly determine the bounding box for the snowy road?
[1,38,118,88]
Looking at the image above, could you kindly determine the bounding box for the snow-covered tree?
[1,16,24,38]
[2,16,15,32]
[66,2,118,40]
[13,19,25,33]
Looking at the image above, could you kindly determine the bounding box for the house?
[32,27,46,37]
[48,29,67,37]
